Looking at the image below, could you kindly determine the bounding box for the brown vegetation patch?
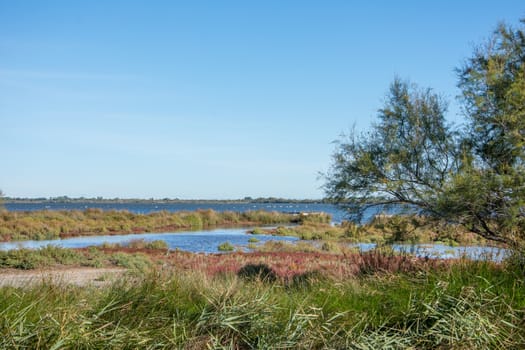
[88,247,461,281]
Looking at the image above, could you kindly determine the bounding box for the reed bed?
[261,214,488,246]
[0,209,298,242]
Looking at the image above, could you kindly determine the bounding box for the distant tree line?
[3,196,331,204]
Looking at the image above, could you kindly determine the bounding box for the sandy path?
[0,267,127,287]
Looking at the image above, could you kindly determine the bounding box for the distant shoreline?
[3,197,331,205]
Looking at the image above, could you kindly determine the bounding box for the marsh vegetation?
[1,17,525,350]
[0,209,297,242]
[0,250,524,349]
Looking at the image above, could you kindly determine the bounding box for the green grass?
[0,260,523,349]
[217,241,235,252]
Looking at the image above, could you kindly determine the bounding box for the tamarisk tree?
[441,20,525,246]
[325,20,525,248]
[324,79,460,220]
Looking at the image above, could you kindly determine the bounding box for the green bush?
[0,246,90,269]
[126,239,168,250]
[110,252,153,272]
[249,227,265,235]
[217,241,235,252]
[145,239,169,250]
[237,263,277,282]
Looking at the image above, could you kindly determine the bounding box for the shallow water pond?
[352,242,508,262]
[0,228,507,261]
[0,228,298,253]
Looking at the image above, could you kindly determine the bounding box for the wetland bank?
[0,207,523,348]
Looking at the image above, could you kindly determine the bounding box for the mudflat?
[0,267,126,287]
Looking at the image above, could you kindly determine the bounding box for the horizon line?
[3,196,327,202]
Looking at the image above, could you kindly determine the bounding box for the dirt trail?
[0,267,126,287]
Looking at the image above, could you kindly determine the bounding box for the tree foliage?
[447,19,525,246]
[458,20,525,170]
[324,79,458,218]
[325,20,525,248]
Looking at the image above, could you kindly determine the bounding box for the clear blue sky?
[1,1,523,199]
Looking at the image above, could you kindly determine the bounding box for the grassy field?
[0,251,523,349]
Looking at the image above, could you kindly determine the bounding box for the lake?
[0,227,507,261]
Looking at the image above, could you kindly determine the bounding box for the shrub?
[126,239,168,250]
[110,253,153,272]
[145,239,169,250]
[217,242,235,252]
[0,245,90,269]
[321,241,339,252]
[249,227,265,235]
[237,263,277,282]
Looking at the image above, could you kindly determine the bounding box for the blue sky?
[1,1,523,199]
